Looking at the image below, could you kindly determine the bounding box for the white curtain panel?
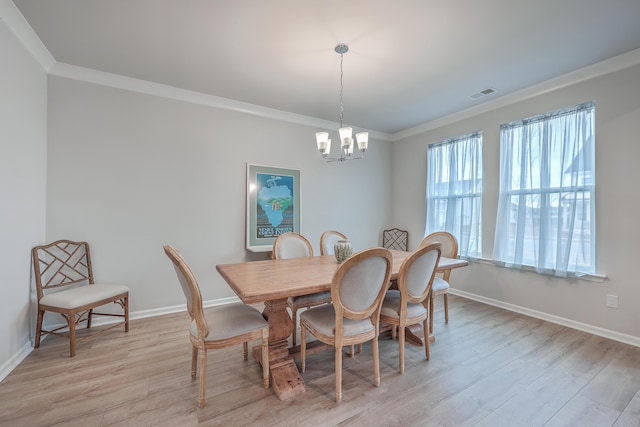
[426,132,483,258]
[493,101,595,276]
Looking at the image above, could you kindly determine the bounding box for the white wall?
[45,76,392,312]
[391,63,640,340]
[0,20,47,375]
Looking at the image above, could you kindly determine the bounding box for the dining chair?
[319,230,360,356]
[273,232,332,346]
[300,247,392,402]
[31,239,129,357]
[420,231,459,333]
[319,230,348,256]
[163,245,269,408]
[382,227,409,251]
[380,242,441,373]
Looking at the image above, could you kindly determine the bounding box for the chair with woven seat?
[380,242,441,373]
[31,240,129,357]
[300,247,392,402]
[382,227,409,251]
[319,230,348,256]
[164,245,269,408]
[420,231,459,333]
[273,232,332,346]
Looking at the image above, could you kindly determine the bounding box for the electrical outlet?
[606,294,619,309]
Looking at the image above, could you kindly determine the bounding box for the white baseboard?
[450,288,640,348]
[0,295,242,383]
[0,341,33,383]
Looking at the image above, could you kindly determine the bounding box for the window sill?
[464,257,606,283]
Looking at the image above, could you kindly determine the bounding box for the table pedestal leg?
[253,298,305,400]
[404,324,435,346]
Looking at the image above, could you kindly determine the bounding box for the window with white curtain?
[426,131,482,258]
[493,101,595,276]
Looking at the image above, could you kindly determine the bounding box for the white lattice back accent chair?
[420,231,459,333]
[319,230,348,256]
[273,232,332,346]
[299,248,392,402]
[380,242,442,373]
[31,239,129,357]
[164,245,269,408]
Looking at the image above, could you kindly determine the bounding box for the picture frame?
[246,163,301,252]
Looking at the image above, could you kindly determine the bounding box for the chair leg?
[372,334,380,388]
[423,318,430,361]
[335,345,343,403]
[124,296,130,332]
[300,325,307,372]
[443,293,449,323]
[68,313,76,358]
[429,294,435,333]
[261,328,269,388]
[34,309,45,348]
[198,349,207,408]
[399,325,405,374]
[243,342,248,360]
[291,306,298,346]
[87,309,93,328]
[191,346,198,380]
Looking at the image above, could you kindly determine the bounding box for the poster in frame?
[246,163,301,252]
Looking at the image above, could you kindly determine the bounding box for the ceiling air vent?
[470,88,496,99]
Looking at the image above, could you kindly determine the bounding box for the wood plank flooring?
[2,295,640,426]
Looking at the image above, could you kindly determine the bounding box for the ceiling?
[12,0,640,135]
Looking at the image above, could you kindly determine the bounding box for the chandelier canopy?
[316,44,368,162]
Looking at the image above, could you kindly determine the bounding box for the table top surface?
[216,249,468,304]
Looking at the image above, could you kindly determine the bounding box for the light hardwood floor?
[2,295,640,426]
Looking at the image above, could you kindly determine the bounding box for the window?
[426,131,482,258]
[493,101,595,276]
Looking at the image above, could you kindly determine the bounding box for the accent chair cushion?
[40,284,129,309]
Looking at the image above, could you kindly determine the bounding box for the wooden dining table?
[216,249,468,400]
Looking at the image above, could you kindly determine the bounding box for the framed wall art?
[246,163,301,252]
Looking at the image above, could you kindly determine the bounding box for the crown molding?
[393,47,640,141]
[0,0,54,71]
[49,61,393,142]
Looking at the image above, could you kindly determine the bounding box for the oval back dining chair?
[163,245,269,408]
[272,232,332,346]
[420,231,459,333]
[319,230,348,256]
[300,247,393,402]
[380,242,441,373]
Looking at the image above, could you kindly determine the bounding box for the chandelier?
[316,44,368,162]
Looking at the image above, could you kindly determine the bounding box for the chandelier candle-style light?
[316,44,368,162]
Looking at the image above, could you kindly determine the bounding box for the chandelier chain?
[339,52,344,128]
